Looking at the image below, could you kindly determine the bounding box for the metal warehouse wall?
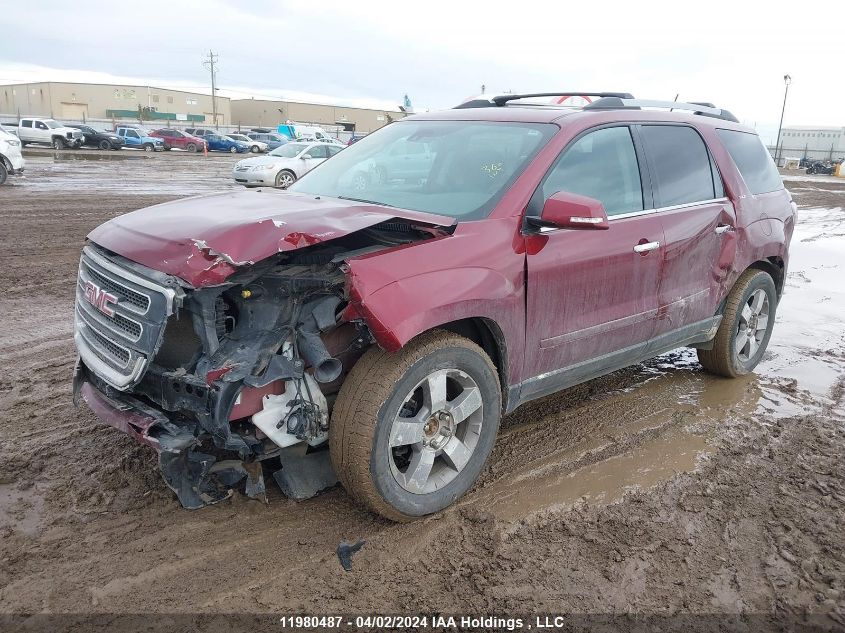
[229,98,405,134]
[0,82,232,125]
[773,126,845,161]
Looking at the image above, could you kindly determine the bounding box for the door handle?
[715,224,735,235]
[633,241,660,253]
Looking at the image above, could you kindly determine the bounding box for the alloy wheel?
[735,288,770,362]
[388,368,483,494]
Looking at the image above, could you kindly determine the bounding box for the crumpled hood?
[87,189,455,287]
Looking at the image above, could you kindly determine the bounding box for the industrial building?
[0,81,231,125]
[774,126,845,161]
[0,81,406,134]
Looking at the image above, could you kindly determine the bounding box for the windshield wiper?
[337,196,396,208]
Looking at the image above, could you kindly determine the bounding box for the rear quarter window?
[716,129,782,195]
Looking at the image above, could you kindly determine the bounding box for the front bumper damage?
[71,243,377,509]
[72,211,451,509]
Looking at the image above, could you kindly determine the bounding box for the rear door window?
[540,126,644,216]
[308,145,329,159]
[21,120,32,128]
[641,125,716,207]
[716,129,782,195]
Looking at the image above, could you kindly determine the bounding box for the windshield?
[230,134,248,141]
[288,120,556,220]
[44,119,60,129]
[270,142,307,158]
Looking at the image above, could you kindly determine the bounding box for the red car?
[73,92,794,520]
[149,128,207,152]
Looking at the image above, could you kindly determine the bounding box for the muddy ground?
[0,151,843,630]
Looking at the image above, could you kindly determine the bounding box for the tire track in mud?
[0,157,843,623]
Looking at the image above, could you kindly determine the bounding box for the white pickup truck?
[17,117,84,149]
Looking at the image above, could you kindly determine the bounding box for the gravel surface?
[0,152,842,630]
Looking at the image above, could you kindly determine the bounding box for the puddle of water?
[479,423,710,524]
[0,484,44,536]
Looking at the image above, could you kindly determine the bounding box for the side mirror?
[301,154,312,160]
[527,191,609,231]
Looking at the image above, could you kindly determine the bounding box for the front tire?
[143,143,154,152]
[275,169,296,188]
[229,146,237,153]
[98,139,111,150]
[186,142,197,153]
[0,162,7,186]
[698,269,777,378]
[330,330,501,521]
[250,145,260,153]
[52,137,65,150]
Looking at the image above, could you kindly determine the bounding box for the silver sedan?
[231,141,343,188]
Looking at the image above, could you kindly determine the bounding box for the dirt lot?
[0,151,843,629]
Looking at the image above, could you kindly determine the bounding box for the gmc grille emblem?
[84,281,118,317]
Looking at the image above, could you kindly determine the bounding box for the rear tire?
[330,330,501,521]
[698,269,777,378]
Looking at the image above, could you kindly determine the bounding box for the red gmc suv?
[73,92,795,520]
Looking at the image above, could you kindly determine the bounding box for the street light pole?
[775,74,791,163]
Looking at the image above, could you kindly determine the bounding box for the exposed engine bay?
[73,218,447,508]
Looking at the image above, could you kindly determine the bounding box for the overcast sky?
[1,0,842,143]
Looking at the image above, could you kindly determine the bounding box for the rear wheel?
[330,330,501,521]
[698,269,777,377]
[275,169,296,188]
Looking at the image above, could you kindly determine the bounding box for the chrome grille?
[85,265,150,311]
[74,245,178,390]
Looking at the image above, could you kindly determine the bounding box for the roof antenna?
[671,93,679,112]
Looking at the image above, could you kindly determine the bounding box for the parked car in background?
[17,117,84,149]
[1,123,19,136]
[205,133,249,153]
[115,127,165,152]
[149,129,207,152]
[184,128,217,138]
[247,132,289,150]
[0,127,24,185]
[67,125,124,150]
[347,134,365,146]
[231,141,341,187]
[227,133,268,153]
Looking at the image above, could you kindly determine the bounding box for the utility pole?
[775,74,791,164]
[203,50,219,129]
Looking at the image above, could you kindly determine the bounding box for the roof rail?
[585,98,739,123]
[454,92,634,109]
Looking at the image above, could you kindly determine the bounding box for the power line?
[202,51,219,129]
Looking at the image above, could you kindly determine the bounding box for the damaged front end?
[73,217,448,508]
